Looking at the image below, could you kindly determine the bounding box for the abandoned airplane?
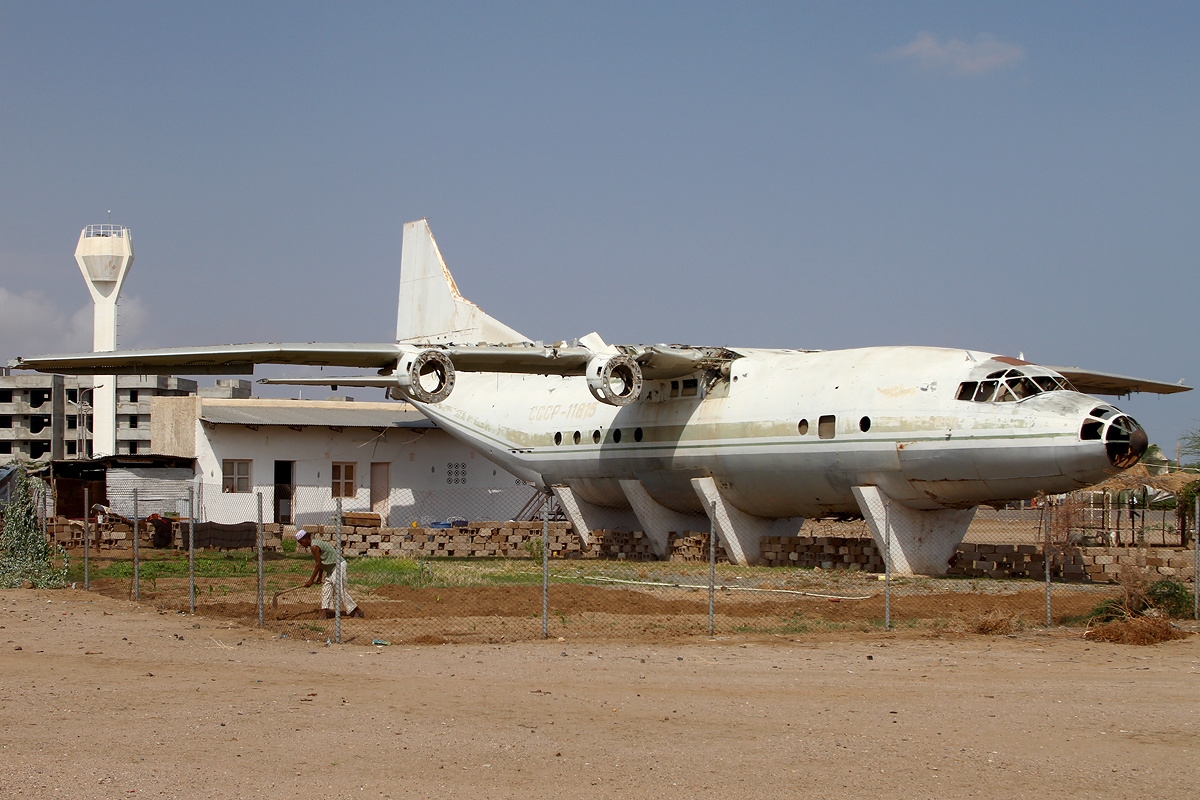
[14,220,1191,574]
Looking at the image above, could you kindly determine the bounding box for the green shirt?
[313,538,343,575]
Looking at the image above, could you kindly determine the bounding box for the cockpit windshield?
[956,368,1074,403]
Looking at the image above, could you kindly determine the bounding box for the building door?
[273,460,294,524]
[370,462,389,519]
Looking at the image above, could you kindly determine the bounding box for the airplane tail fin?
[396,219,528,345]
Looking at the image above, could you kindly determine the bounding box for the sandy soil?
[0,588,1197,799]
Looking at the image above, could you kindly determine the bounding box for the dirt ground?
[1,589,1197,800]
[84,577,1117,645]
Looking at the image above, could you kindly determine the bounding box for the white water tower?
[75,224,134,457]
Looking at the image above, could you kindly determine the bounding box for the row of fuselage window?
[549,414,872,446]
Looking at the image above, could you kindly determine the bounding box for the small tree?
[1182,425,1200,466]
[0,469,67,589]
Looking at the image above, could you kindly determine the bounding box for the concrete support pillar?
[551,484,639,548]
[690,476,804,565]
[618,479,709,559]
[852,485,976,576]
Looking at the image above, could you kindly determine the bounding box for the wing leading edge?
[1044,366,1191,397]
[10,341,735,381]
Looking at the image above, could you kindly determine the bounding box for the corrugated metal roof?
[198,401,435,429]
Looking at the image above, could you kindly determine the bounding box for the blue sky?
[1,2,1197,452]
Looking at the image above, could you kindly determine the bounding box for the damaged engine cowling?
[586,354,643,406]
[385,348,456,404]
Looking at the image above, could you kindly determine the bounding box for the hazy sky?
[1,2,1197,452]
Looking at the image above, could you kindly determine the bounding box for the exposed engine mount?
[386,348,456,403]
[586,354,643,406]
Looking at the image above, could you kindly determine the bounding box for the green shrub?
[0,470,68,589]
[1146,578,1195,618]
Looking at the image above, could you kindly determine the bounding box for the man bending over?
[297,529,364,619]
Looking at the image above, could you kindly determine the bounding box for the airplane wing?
[8,343,408,375]
[10,341,732,380]
[1044,366,1191,396]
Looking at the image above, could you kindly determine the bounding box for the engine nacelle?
[385,348,456,404]
[586,354,643,406]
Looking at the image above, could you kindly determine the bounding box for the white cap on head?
[295,529,308,541]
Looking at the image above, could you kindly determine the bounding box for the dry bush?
[973,609,1027,636]
[1084,616,1190,646]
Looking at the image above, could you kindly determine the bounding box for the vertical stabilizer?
[396,219,527,344]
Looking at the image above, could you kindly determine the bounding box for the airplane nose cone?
[1105,415,1147,469]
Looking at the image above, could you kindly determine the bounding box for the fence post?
[1194,496,1198,621]
[708,501,718,636]
[542,493,550,640]
[257,492,264,629]
[132,488,140,601]
[884,500,891,632]
[335,496,342,645]
[188,487,196,614]
[1044,503,1052,627]
[83,486,90,591]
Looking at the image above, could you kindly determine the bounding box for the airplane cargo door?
[370,463,390,518]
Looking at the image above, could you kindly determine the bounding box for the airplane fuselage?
[416,345,1141,519]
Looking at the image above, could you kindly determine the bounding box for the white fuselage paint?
[414,345,1128,519]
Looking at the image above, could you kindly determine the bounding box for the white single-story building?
[151,396,535,526]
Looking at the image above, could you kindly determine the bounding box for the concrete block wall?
[56,517,1197,585]
[949,542,1196,583]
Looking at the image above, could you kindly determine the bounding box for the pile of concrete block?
[760,536,881,571]
[948,543,1044,578]
[1070,547,1196,582]
[282,521,578,559]
[662,531,728,562]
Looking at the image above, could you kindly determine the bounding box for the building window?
[66,389,77,403]
[66,441,77,456]
[0,441,11,455]
[332,462,356,498]
[30,441,51,459]
[129,415,139,429]
[0,415,10,429]
[129,389,139,402]
[67,416,77,430]
[128,441,139,455]
[0,390,11,403]
[222,459,251,493]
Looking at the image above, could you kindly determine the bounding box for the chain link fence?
[34,474,1200,643]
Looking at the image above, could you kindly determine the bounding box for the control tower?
[75,224,134,457]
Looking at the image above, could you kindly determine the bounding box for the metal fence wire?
[38,477,1200,643]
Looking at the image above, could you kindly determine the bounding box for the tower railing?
[82,224,130,239]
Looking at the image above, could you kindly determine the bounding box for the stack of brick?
[664,532,729,562]
[948,543,1044,578]
[760,536,881,571]
[283,521,578,559]
[585,528,661,561]
[1072,547,1196,583]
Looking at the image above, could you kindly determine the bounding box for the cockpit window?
[956,367,1072,404]
[974,380,998,402]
